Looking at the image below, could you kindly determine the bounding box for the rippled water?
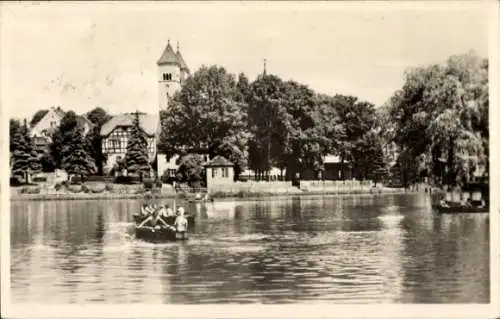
[10,194,489,303]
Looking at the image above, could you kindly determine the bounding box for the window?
[212,168,218,178]
[162,73,172,81]
[222,167,229,178]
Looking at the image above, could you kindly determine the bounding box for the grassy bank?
[10,186,408,201]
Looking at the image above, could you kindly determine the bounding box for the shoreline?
[10,187,413,202]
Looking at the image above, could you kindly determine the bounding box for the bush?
[10,177,23,187]
[87,175,114,182]
[155,180,163,188]
[68,185,82,193]
[32,175,47,183]
[19,186,41,194]
[70,176,83,185]
[238,175,249,182]
[143,178,154,190]
[114,175,141,184]
[82,184,90,193]
[105,183,114,192]
[54,183,64,191]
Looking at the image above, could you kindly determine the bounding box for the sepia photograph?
[1,1,498,318]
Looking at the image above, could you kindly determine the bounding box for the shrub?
[19,186,41,194]
[70,176,84,185]
[87,175,114,182]
[105,183,114,192]
[82,184,90,193]
[143,178,154,190]
[10,177,23,187]
[54,183,64,191]
[32,175,47,183]
[155,180,162,189]
[238,175,249,182]
[91,186,105,193]
[114,175,141,184]
[68,185,82,193]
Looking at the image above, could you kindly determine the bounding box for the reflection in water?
[10,194,489,304]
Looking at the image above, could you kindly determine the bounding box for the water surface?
[10,194,490,303]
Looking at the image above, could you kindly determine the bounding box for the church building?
[100,40,190,176]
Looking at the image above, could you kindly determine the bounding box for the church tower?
[157,39,188,110]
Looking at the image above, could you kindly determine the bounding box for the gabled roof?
[157,41,180,66]
[100,113,160,137]
[205,156,233,167]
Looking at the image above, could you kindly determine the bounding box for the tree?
[51,111,96,181]
[61,127,97,182]
[124,111,151,181]
[328,95,378,180]
[176,153,206,187]
[85,107,112,175]
[30,109,49,127]
[246,74,290,178]
[388,51,488,189]
[10,120,41,183]
[158,65,249,176]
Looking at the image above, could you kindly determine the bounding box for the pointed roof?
[205,156,233,167]
[176,42,190,73]
[157,40,180,66]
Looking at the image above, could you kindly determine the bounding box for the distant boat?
[431,182,489,214]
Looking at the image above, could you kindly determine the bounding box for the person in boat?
[165,206,174,217]
[440,198,449,208]
[157,204,167,217]
[141,204,150,216]
[175,207,189,239]
[137,208,171,231]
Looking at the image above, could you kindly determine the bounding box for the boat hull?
[135,226,186,243]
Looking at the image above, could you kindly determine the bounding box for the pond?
[10,193,489,303]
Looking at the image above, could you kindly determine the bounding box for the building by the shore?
[30,106,94,152]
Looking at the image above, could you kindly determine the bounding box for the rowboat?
[133,213,193,242]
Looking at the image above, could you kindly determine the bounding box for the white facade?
[158,63,182,110]
[29,108,64,141]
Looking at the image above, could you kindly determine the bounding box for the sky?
[0,1,491,120]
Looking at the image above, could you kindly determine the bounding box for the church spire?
[157,39,179,66]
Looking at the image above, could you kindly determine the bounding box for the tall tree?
[388,51,488,188]
[159,65,250,178]
[10,120,41,183]
[51,111,81,169]
[125,111,151,181]
[246,74,290,178]
[85,107,112,175]
[61,127,97,182]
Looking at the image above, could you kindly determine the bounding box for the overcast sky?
[1,1,490,120]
